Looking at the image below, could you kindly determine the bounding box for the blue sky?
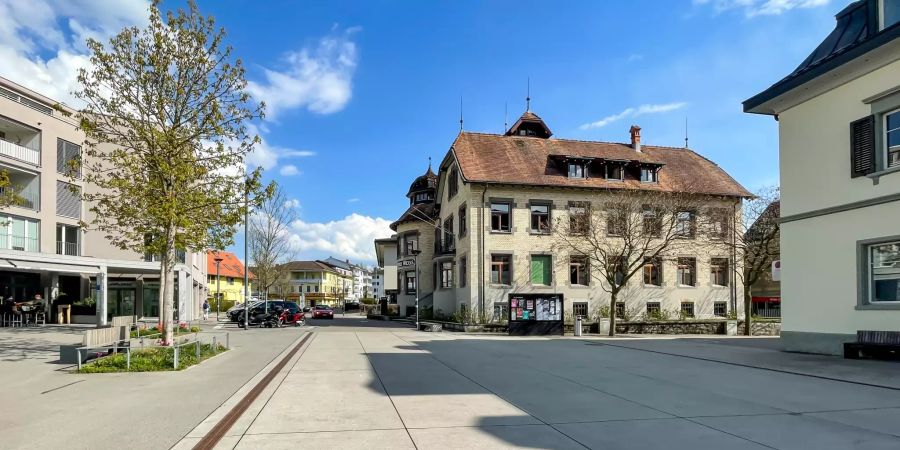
[0,0,839,264]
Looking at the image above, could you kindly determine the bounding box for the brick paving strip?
[187,332,314,450]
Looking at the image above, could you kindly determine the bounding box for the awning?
[752,296,781,303]
[0,258,101,274]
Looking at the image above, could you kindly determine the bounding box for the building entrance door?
[109,288,136,318]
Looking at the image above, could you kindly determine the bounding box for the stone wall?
[616,320,726,335]
[739,320,781,336]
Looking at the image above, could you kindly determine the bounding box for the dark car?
[231,301,298,323]
[312,304,334,319]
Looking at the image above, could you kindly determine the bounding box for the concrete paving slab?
[244,369,404,434]
[555,418,770,450]
[408,424,585,450]
[807,408,900,439]
[695,413,900,450]
[306,332,363,350]
[393,394,539,428]
[290,348,371,372]
[236,429,416,449]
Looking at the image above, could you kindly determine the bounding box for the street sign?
[772,260,781,282]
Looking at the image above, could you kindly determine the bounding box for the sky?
[0,0,839,265]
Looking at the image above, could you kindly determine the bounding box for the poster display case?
[508,293,564,336]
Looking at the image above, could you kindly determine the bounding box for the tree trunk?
[743,285,752,336]
[608,291,617,337]
[161,229,177,346]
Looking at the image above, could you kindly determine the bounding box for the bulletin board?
[508,293,564,336]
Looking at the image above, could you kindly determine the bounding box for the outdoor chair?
[10,312,23,327]
[34,311,46,326]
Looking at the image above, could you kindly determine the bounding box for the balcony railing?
[1,235,39,252]
[56,241,79,256]
[0,187,37,210]
[0,139,40,165]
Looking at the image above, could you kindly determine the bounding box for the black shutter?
[850,115,876,178]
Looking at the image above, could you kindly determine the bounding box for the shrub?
[78,343,228,373]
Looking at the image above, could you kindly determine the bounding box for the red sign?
[752,296,781,303]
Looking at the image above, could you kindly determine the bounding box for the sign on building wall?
[508,293,564,336]
[772,260,781,282]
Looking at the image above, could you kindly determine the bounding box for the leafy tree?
[551,191,705,336]
[249,184,298,301]
[73,0,270,344]
[0,170,24,210]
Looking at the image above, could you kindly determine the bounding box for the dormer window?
[413,192,433,204]
[605,163,624,181]
[448,167,459,197]
[640,167,659,183]
[568,162,586,179]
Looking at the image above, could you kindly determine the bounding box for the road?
[200,316,900,449]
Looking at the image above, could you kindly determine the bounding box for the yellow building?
[207,251,254,309]
[279,261,351,307]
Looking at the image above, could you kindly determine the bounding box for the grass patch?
[130,326,201,338]
[77,343,227,373]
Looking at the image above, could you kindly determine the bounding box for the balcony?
[0,165,39,210]
[0,233,39,252]
[56,241,79,256]
[0,115,41,166]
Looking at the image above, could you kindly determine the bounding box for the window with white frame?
[885,109,900,168]
[640,167,658,183]
[490,202,511,232]
[530,203,550,233]
[0,215,39,252]
[710,258,729,287]
[677,257,696,287]
[569,256,589,285]
[867,240,900,302]
[568,162,586,179]
[440,261,454,288]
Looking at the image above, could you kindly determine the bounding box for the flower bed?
[77,343,227,373]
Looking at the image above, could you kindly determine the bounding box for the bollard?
[173,346,179,370]
[196,340,201,360]
[126,347,131,370]
[226,332,230,349]
[212,336,217,354]
[76,348,82,371]
[574,316,583,337]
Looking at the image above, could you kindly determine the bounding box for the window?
[607,208,626,236]
[491,202,511,232]
[530,255,552,285]
[404,233,419,256]
[0,215,39,252]
[306,285,311,293]
[530,203,550,233]
[460,257,467,287]
[640,167,658,183]
[642,206,661,237]
[568,162,586,178]
[882,0,900,29]
[56,180,82,219]
[405,271,417,294]
[866,240,900,302]
[568,201,589,235]
[607,256,626,286]
[443,216,455,252]
[643,257,661,286]
[56,224,79,256]
[227,277,234,285]
[315,285,319,293]
[677,257,696,287]
[459,205,467,237]
[710,258,729,287]
[646,302,661,315]
[414,192,433,204]
[714,301,727,317]
[573,302,588,317]
[885,109,900,168]
[606,163,624,180]
[440,261,454,289]
[57,139,82,177]
[708,209,729,239]
[569,256,589,285]
[681,302,695,318]
[615,302,626,319]
[493,302,509,321]
[675,211,696,238]
[448,167,459,197]
[491,254,512,285]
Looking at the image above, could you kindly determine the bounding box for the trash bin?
[574,316,583,337]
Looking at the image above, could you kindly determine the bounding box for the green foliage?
[130,325,199,338]
[0,170,24,210]
[78,343,227,373]
[450,308,482,325]
[726,310,739,320]
[641,308,674,321]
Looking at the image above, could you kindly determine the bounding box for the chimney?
[630,125,642,153]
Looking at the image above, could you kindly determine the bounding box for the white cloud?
[347,198,360,203]
[244,124,315,171]
[279,165,300,176]
[288,213,393,263]
[579,102,688,130]
[0,0,149,107]
[284,199,301,209]
[248,27,359,119]
[693,0,829,17]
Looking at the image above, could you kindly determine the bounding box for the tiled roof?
[451,132,751,197]
[207,251,255,279]
[390,203,437,231]
[281,260,339,274]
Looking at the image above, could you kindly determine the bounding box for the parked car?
[312,305,334,319]
[229,300,297,323]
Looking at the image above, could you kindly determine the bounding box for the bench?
[418,322,442,332]
[844,330,900,360]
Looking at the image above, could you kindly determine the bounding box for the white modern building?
[745,0,900,354]
[372,267,385,300]
[0,76,207,324]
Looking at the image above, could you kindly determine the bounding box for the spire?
[504,102,508,133]
[459,96,464,131]
[526,77,531,112]
[684,116,689,149]
[428,156,432,172]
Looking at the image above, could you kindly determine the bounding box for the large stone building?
[0,76,207,324]
[384,108,750,322]
[744,0,900,354]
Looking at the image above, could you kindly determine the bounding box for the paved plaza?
[179,317,900,450]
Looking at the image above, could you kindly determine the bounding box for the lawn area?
[78,343,228,373]
[130,326,201,338]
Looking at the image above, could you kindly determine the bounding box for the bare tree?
[551,191,705,336]
[708,186,780,335]
[249,184,298,300]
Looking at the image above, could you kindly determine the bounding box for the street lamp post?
[214,255,223,321]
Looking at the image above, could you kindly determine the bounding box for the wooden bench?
[844,330,900,360]
[418,322,442,332]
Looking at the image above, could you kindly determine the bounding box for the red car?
[312,305,334,319]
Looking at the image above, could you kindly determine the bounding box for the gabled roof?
[321,257,353,271]
[450,132,751,197]
[505,111,553,138]
[208,251,255,279]
[281,260,339,274]
[390,203,437,231]
[745,0,900,114]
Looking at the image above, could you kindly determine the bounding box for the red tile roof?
[207,251,255,279]
[450,132,751,197]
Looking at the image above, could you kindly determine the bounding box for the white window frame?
[884,108,900,169]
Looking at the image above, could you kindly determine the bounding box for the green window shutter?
[531,256,551,285]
